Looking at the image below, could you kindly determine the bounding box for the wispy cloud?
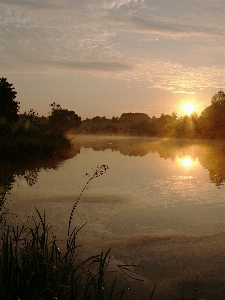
[0,0,64,9]
[94,58,225,93]
[49,60,132,72]
[1,0,224,115]
[129,16,222,37]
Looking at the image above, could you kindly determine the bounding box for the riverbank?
[0,130,71,159]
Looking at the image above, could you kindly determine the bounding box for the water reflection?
[176,156,199,169]
[0,143,81,197]
[74,136,225,186]
[2,135,225,195]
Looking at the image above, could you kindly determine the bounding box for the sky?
[0,0,225,119]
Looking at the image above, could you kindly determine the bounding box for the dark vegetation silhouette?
[0,78,82,159]
[49,102,81,132]
[2,77,224,144]
[73,89,225,140]
[0,77,20,133]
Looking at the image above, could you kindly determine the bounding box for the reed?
[0,164,204,299]
[0,165,132,300]
[0,209,129,299]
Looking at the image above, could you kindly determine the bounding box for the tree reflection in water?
[2,136,225,195]
[75,136,225,187]
[0,142,81,200]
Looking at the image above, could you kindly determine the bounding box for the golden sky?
[1,0,224,118]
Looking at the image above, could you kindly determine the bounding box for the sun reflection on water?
[176,156,199,169]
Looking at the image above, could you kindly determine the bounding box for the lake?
[6,135,225,299]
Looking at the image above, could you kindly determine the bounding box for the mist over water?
[5,135,225,299]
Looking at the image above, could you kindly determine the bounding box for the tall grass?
[0,209,127,299]
[0,165,147,300]
[0,164,205,299]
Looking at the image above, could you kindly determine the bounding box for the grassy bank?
[0,130,71,159]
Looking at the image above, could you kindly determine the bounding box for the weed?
[0,165,133,300]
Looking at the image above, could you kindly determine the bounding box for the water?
[5,136,225,299]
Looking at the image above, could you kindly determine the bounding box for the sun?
[182,102,196,115]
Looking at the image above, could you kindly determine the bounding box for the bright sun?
[182,102,196,115]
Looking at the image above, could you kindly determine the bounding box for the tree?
[211,89,225,106]
[0,77,20,130]
[49,102,81,131]
[22,109,40,131]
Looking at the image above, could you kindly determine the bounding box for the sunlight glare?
[182,157,193,168]
[176,156,199,169]
[182,102,196,115]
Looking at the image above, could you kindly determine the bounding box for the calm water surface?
[7,136,225,299]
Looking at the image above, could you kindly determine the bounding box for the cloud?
[172,91,196,95]
[1,0,224,94]
[95,58,225,93]
[103,0,144,10]
[50,60,132,72]
[0,0,64,10]
[128,16,221,37]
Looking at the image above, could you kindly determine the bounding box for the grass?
[0,163,201,300]
[0,209,127,300]
[0,165,154,300]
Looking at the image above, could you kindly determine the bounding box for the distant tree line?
[1,77,225,141]
[74,89,225,140]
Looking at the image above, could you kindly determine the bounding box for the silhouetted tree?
[49,102,81,131]
[154,114,178,137]
[120,112,151,124]
[171,112,178,119]
[92,116,103,123]
[0,77,20,131]
[200,90,225,139]
[111,116,119,123]
[211,89,225,106]
[22,109,40,130]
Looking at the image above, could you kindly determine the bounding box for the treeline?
[17,102,81,135]
[0,78,81,158]
[75,90,225,140]
[1,77,225,142]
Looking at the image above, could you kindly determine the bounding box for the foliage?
[0,79,72,160]
[49,102,81,132]
[0,130,71,159]
[0,77,20,131]
[76,89,225,140]
[21,108,40,131]
[0,209,126,300]
[211,89,225,106]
